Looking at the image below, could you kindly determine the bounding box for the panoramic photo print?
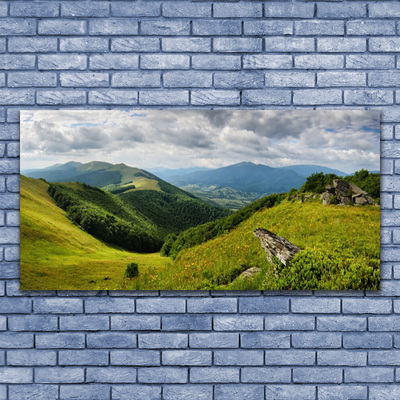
[20,109,381,290]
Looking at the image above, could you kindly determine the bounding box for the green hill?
[20,175,172,290]
[128,197,380,291]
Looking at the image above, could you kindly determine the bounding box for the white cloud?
[20,109,380,173]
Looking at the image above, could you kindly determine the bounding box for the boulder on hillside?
[320,179,374,206]
[254,228,301,267]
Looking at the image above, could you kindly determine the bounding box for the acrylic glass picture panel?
[20,110,381,290]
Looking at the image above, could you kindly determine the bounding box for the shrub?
[125,262,139,278]
[329,195,338,205]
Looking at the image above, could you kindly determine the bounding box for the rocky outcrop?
[320,179,375,206]
[239,267,262,279]
[254,228,301,267]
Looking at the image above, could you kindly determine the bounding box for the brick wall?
[1,1,399,399]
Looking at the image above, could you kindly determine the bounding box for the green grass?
[20,176,172,290]
[121,197,380,290]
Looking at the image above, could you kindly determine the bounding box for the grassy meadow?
[21,175,380,291]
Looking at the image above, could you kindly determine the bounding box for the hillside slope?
[20,176,171,290]
[144,200,380,290]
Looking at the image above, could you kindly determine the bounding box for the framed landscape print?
[20,110,380,290]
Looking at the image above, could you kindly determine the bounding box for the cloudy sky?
[21,109,380,174]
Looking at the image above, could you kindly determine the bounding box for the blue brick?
[192,54,240,70]
[189,333,238,348]
[0,19,36,35]
[0,196,19,211]
[38,54,87,70]
[0,333,33,348]
[111,38,160,52]
[343,299,392,314]
[369,316,400,331]
[214,38,262,53]
[162,315,211,331]
[215,72,264,89]
[62,2,110,17]
[85,298,135,313]
[89,90,138,105]
[215,350,264,366]
[294,367,342,383]
[265,315,314,331]
[343,333,392,349]
[10,2,59,17]
[242,367,291,383]
[60,315,109,331]
[382,143,400,158]
[39,19,86,35]
[265,350,315,365]
[369,3,400,18]
[264,37,314,52]
[187,298,237,313]
[5,176,19,192]
[162,38,211,53]
[370,71,400,87]
[296,55,344,69]
[141,21,189,36]
[138,367,187,383]
[112,2,160,17]
[0,55,35,70]
[60,72,108,87]
[86,367,136,383]
[347,20,395,36]
[59,350,109,366]
[7,349,56,366]
[293,333,341,349]
[215,385,264,400]
[9,385,58,400]
[318,38,366,53]
[382,125,394,141]
[381,229,393,244]
[8,72,57,88]
[213,3,262,18]
[345,367,393,383]
[244,55,292,70]
[318,385,367,400]
[0,262,19,278]
[0,3,6,17]
[266,385,316,400]
[317,316,366,331]
[112,385,161,400]
[89,19,138,35]
[265,2,314,18]
[163,385,212,400]
[162,350,211,366]
[318,350,366,366]
[140,90,188,105]
[191,90,239,106]
[163,71,211,88]
[346,55,395,69]
[9,37,57,53]
[345,89,393,105]
[60,38,109,53]
[317,3,366,19]
[370,38,400,53]
[141,54,189,70]
[0,161,19,175]
[371,386,400,400]
[190,367,239,383]
[0,316,5,330]
[0,125,19,140]
[111,315,160,331]
[35,367,84,383]
[8,315,57,331]
[163,2,210,18]
[60,385,110,400]
[318,71,365,87]
[265,72,315,88]
[90,54,138,70]
[294,89,342,105]
[0,297,31,313]
[214,315,263,331]
[244,21,292,36]
[87,332,136,349]
[139,333,187,349]
[369,350,400,365]
[241,332,290,349]
[239,297,289,313]
[110,350,159,366]
[296,20,344,35]
[193,20,241,36]
[0,367,32,383]
[37,90,86,105]
[242,89,291,105]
